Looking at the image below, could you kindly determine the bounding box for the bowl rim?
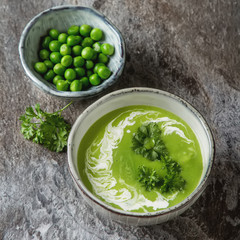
[67,87,215,217]
[18,5,125,99]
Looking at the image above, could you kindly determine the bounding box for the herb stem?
[56,101,73,116]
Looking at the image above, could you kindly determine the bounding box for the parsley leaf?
[19,102,72,152]
[132,122,168,161]
[160,156,186,193]
[138,161,186,194]
[138,166,163,191]
[160,173,186,193]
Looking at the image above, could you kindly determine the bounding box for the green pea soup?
[78,105,203,213]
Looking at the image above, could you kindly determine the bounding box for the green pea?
[37,26,113,89]
[80,24,92,37]
[87,70,93,78]
[67,35,82,47]
[49,40,61,52]
[72,45,83,56]
[53,63,66,76]
[49,29,60,40]
[56,80,69,91]
[81,47,94,60]
[73,56,85,67]
[53,75,64,85]
[60,44,71,56]
[61,55,73,67]
[50,52,62,64]
[34,62,47,74]
[44,69,55,81]
[64,68,76,82]
[85,60,94,69]
[90,28,103,41]
[98,53,109,64]
[81,37,94,48]
[89,73,101,86]
[68,25,79,35]
[41,36,52,49]
[70,80,82,91]
[80,77,89,89]
[58,33,68,43]
[101,43,114,56]
[39,49,50,60]
[75,67,85,78]
[44,60,54,69]
[93,63,105,73]
[92,42,101,53]
[97,66,111,79]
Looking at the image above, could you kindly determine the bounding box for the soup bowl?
[67,87,214,226]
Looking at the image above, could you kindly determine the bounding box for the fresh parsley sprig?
[19,102,72,152]
[160,155,186,193]
[132,122,168,161]
[138,166,163,192]
[138,162,186,193]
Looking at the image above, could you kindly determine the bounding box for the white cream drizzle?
[85,110,193,212]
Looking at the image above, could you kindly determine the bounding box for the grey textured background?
[0,0,240,239]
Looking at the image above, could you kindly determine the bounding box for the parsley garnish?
[132,122,168,161]
[19,102,72,152]
[160,155,186,193]
[133,122,186,193]
[138,161,186,193]
[138,166,163,191]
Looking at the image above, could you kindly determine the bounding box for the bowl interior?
[20,6,125,98]
[68,88,214,215]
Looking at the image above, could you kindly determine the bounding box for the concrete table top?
[0,0,239,239]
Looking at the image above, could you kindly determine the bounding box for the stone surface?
[0,0,240,239]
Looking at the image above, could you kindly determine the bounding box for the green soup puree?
[78,106,203,213]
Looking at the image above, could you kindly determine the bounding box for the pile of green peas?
[34,25,115,91]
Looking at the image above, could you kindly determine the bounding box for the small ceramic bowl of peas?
[19,5,125,100]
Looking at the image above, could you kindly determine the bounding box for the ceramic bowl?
[19,5,125,100]
[67,87,214,226]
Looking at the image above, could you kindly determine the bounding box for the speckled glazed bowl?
[19,6,125,100]
[68,87,214,226]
